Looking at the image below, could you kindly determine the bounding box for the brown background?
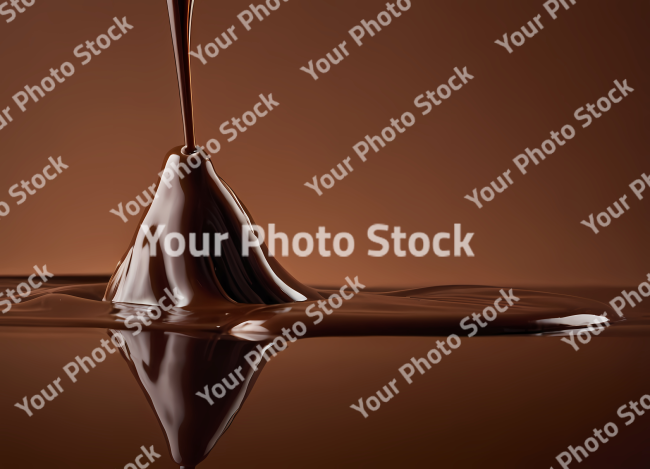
[0,0,648,288]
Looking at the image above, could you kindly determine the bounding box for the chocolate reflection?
[112,328,273,469]
[100,285,623,468]
[0,279,627,467]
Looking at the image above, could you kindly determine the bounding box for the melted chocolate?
[0,279,625,468]
[167,0,197,155]
[0,2,630,468]
[104,0,322,308]
[102,146,323,308]
[2,280,620,337]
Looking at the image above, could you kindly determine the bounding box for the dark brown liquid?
[0,1,630,468]
[0,277,625,467]
[103,146,322,308]
[1,279,620,336]
[105,0,323,307]
[167,0,197,155]
[113,329,268,469]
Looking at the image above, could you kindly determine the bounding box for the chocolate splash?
[11,1,614,467]
[103,147,322,308]
[104,0,322,308]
